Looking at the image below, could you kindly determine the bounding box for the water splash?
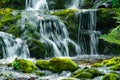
[78,9,100,55]
[26,0,49,10]
[69,0,84,9]
[0,32,30,59]
[17,11,80,58]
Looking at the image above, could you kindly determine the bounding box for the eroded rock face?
[36,57,78,73]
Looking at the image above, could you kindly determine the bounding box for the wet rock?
[36,57,78,73]
[12,58,37,73]
[102,72,119,80]
[72,68,104,79]
[91,63,103,67]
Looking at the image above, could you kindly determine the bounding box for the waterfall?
[0,32,30,59]
[26,0,49,10]
[17,10,80,58]
[39,15,80,57]
[69,0,84,9]
[78,9,100,55]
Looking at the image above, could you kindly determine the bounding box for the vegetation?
[36,57,78,73]
[12,58,37,73]
[102,72,119,80]
[72,68,104,79]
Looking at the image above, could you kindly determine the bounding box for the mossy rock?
[36,57,78,73]
[27,39,45,59]
[36,60,49,70]
[72,68,104,79]
[48,57,78,72]
[110,64,120,71]
[91,63,103,67]
[102,57,120,67]
[12,58,37,73]
[102,73,119,80]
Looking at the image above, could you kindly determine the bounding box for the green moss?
[91,63,103,67]
[36,57,78,73]
[72,68,103,79]
[48,57,78,72]
[73,71,93,79]
[12,58,37,73]
[7,25,21,37]
[27,39,45,59]
[102,73,119,80]
[36,60,49,70]
[110,64,120,71]
[102,57,120,67]
[52,9,78,41]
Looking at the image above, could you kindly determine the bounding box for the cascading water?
[26,0,49,10]
[78,9,100,55]
[69,0,84,9]
[17,10,80,58]
[0,32,30,59]
[39,15,80,57]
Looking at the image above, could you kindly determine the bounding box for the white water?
[78,9,100,55]
[69,0,84,9]
[0,32,30,59]
[17,10,80,57]
[26,0,49,10]
[39,15,80,57]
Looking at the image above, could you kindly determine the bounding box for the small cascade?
[69,0,84,9]
[39,15,80,57]
[26,0,49,10]
[17,10,80,58]
[0,32,30,59]
[78,9,100,55]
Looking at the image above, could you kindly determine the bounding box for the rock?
[36,57,78,73]
[48,57,78,72]
[36,60,49,70]
[12,58,37,73]
[72,68,104,79]
[91,63,103,67]
[110,64,120,71]
[102,73,119,80]
[102,57,120,67]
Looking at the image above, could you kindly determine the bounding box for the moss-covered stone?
[91,63,103,67]
[7,25,21,37]
[12,58,37,73]
[72,68,104,79]
[36,60,49,70]
[36,57,78,73]
[110,64,120,71]
[102,57,120,67]
[27,39,45,59]
[48,57,78,72]
[102,73,119,80]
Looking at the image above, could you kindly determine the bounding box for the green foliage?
[100,25,120,44]
[12,58,37,73]
[111,0,120,8]
[12,60,19,69]
[7,25,21,37]
[0,0,25,9]
[102,73,119,80]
